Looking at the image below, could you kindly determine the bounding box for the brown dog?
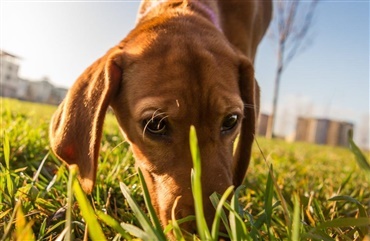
[49,0,272,234]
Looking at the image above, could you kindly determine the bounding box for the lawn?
[1,97,369,240]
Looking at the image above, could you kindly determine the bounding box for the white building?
[1,49,67,105]
[0,50,24,98]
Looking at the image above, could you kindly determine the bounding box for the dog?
[49,0,272,235]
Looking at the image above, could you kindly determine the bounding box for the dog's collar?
[194,1,221,31]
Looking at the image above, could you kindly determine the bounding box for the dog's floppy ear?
[233,55,259,187]
[49,49,123,193]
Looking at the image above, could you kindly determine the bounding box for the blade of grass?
[96,210,132,240]
[37,220,66,240]
[348,129,370,176]
[164,216,196,234]
[47,174,58,192]
[70,165,107,241]
[302,229,334,241]
[0,209,12,220]
[265,164,274,227]
[291,194,301,241]
[254,138,291,228]
[120,223,151,240]
[55,228,68,241]
[37,219,47,240]
[137,168,166,240]
[65,163,74,241]
[339,172,353,192]
[189,126,211,240]
[329,195,368,218]
[211,185,234,240]
[171,196,186,241]
[32,152,49,182]
[119,182,160,239]
[210,193,231,235]
[3,133,14,197]
[264,164,275,240]
[47,163,67,192]
[1,200,20,241]
[15,203,35,241]
[3,132,10,169]
[228,206,250,241]
[245,211,262,240]
[229,185,248,241]
[318,217,370,228]
[313,198,326,222]
[329,197,369,237]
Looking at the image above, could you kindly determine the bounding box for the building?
[49,87,68,105]
[1,49,67,105]
[295,117,354,147]
[25,77,54,103]
[0,50,23,98]
[257,113,270,136]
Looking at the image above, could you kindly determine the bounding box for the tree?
[266,0,320,138]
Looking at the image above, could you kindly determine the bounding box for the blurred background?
[1,1,369,150]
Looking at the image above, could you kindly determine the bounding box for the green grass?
[1,97,369,240]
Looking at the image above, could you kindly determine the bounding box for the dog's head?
[49,14,258,233]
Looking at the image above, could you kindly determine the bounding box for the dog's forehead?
[122,32,243,117]
[124,28,240,88]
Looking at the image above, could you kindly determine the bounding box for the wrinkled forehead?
[125,31,240,90]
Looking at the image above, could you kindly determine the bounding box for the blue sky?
[1,1,369,149]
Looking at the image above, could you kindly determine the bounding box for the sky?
[1,1,369,149]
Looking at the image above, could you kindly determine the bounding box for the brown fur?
[49,0,272,234]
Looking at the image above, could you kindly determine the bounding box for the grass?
[1,97,369,240]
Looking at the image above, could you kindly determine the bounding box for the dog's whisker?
[142,110,168,140]
[243,103,256,110]
[158,115,168,124]
[142,120,151,139]
[150,109,163,120]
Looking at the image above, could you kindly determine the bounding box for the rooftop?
[0,49,21,59]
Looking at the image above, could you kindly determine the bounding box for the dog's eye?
[143,117,167,135]
[221,114,238,132]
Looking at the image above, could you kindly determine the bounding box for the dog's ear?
[233,55,259,187]
[49,49,123,193]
